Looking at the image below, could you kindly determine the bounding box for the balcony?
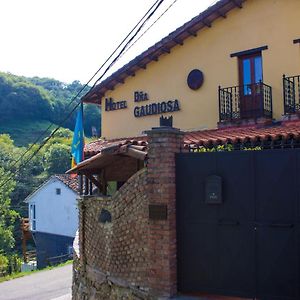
[283,74,300,114]
[219,82,273,123]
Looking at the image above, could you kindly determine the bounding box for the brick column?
[145,127,184,297]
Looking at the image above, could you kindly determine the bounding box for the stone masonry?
[73,127,184,299]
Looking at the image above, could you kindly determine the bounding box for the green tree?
[44,143,71,175]
[0,167,18,254]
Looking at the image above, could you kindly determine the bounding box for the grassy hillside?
[0,72,101,146]
[0,120,58,147]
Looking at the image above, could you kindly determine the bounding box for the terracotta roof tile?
[85,136,148,156]
[84,121,300,156]
[54,174,79,192]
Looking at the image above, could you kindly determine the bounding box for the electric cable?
[91,0,165,88]
[6,0,165,174]
[120,0,179,58]
[0,0,167,191]
[120,0,218,58]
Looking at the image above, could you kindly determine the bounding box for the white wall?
[27,178,79,237]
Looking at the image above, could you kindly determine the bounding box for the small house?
[24,174,79,268]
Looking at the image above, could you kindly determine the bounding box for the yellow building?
[71,1,300,299]
[83,0,300,140]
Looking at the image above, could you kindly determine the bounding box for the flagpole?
[81,101,85,161]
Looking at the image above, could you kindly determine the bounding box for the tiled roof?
[184,121,300,148]
[24,174,79,202]
[54,174,79,192]
[82,0,246,104]
[84,121,300,156]
[85,136,148,156]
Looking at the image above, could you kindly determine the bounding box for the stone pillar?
[145,127,184,298]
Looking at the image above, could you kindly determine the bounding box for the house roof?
[85,121,300,153]
[68,140,148,174]
[85,137,148,157]
[54,175,79,192]
[82,0,246,104]
[24,175,78,203]
[184,121,300,148]
[70,120,300,174]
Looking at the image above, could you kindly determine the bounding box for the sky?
[0,0,216,84]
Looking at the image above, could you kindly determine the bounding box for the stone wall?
[73,127,184,299]
[73,168,152,300]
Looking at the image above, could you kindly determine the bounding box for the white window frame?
[30,203,36,231]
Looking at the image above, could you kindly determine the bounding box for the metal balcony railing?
[283,74,300,114]
[219,82,272,122]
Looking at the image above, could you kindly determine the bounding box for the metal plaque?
[149,204,168,220]
[205,175,222,204]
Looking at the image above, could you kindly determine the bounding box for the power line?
[6,0,165,175]
[120,0,179,58]
[121,0,220,58]
[0,0,166,191]
[91,0,165,88]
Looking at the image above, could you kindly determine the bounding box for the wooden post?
[84,176,89,195]
[79,175,83,195]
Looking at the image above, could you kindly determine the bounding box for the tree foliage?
[0,71,100,261]
[0,167,18,253]
[44,143,71,174]
[0,72,101,141]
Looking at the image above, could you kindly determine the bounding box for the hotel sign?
[105,97,127,111]
[133,91,180,118]
[104,91,181,117]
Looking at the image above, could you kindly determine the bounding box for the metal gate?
[176,150,300,299]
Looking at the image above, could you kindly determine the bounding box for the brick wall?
[146,127,184,297]
[73,168,151,300]
[73,127,184,299]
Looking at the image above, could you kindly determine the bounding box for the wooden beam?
[202,20,212,27]
[150,55,159,62]
[79,175,83,195]
[232,0,243,8]
[187,30,197,37]
[85,174,102,191]
[230,45,268,57]
[293,38,300,44]
[161,47,171,54]
[101,169,107,196]
[173,39,184,45]
[138,64,147,70]
[117,78,124,84]
[84,175,89,195]
[217,10,227,18]
[126,70,135,77]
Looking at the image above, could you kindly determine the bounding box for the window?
[30,204,36,231]
[56,188,61,195]
[67,245,73,256]
[239,52,263,94]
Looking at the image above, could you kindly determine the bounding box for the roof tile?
[84,121,300,156]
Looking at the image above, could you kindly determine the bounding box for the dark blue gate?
[176,150,300,299]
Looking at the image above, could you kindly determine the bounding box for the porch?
[218,82,272,123]
[283,74,300,115]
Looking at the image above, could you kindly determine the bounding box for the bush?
[8,254,22,274]
[0,254,9,277]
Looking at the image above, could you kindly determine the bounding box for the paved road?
[0,264,72,300]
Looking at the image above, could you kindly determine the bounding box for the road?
[0,264,72,300]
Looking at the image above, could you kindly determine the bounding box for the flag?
[71,104,85,169]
